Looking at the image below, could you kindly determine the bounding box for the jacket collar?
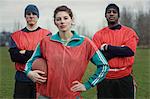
[50,31,83,43]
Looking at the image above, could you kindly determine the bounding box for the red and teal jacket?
[9,27,51,82]
[25,31,109,98]
[92,25,139,79]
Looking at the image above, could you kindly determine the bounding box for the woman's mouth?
[60,25,66,28]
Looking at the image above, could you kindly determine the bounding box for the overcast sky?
[0,0,149,36]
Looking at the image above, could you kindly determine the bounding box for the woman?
[24,5,109,99]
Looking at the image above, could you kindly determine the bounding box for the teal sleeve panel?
[24,43,42,75]
[91,50,108,66]
[84,50,109,90]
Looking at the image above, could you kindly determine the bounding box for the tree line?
[0,5,150,48]
[120,7,150,48]
[75,5,150,48]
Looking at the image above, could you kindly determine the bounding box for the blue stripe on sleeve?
[84,50,109,89]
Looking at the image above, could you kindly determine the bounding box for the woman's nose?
[60,19,65,24]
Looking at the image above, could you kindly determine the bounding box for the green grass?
[81,62,97,99]
[0,47,150,99]
[0,47,15,98]
[133,48,150,99]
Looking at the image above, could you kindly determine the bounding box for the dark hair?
[105,3,120,17]
[53,5,73,19]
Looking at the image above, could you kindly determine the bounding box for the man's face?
[105,8,119,23]
[25,12,38,26]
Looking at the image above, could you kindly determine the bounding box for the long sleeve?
[92,27,138,61]
[83,49,109,90]
[24,43,42,74]
[8,37,34,64]
[102,45,134,61]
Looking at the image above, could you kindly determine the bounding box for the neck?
[59,31,73,40]
[108,22,119,28]
[26,24,38,31]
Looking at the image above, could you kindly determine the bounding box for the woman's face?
[54,11,73,32]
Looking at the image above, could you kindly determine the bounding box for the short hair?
[105,3,120,17]
[53,5,73,19]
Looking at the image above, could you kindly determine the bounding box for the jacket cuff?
[84,81,92,90]
[24,69,30,75]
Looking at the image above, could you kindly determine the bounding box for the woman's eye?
[56,18,61,21]
[64,17,68,20]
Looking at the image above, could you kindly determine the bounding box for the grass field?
[0,47,149,99]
